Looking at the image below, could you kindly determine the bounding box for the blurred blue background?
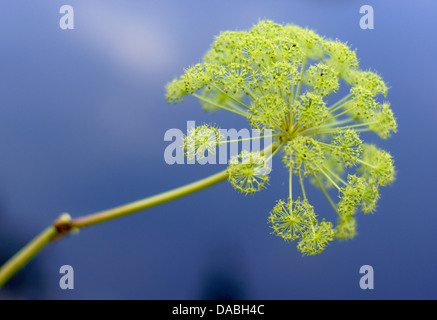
[0,0,436,299]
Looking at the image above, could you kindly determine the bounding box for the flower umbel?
[167,20,397,255]
[227,150,270,194]
[184,124,223,162]
[268,197,317,242]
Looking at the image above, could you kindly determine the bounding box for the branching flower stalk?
[0,20,396,287]
[166,20,397,253]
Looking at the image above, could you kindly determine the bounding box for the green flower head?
[227,150,270,195]
[167,20,397,255]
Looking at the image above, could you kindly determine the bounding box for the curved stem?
[0,141,279,288]
[71,169,228,228]
[0,226,59,288]
[0,169,229,288]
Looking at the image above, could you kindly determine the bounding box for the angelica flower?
[337,175,368,217]
[358,144,395,186]
[167,20,397,255]
[295,92,329,131]
[370,102,398,139]
[330,129,362,167]
[184,124,223,162]
[227,151,270,194]
[268,198,317,242]
[346,70,388,97]
[304,63,339,97]
[282,136,325,176]
[297,220,334,256]
[335,216,357,240]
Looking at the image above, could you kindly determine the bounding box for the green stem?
[243,87,257,101]
[299,171,307,201]
[304,121,378,136]
[318,167,341,191]
[225,134,281,144]
[210,84,251,110]
[327,93,353,112]
[289,58,306,128]
[192,93,247,117]
[322,165,347,185]
[301,127,372,136]
[0,226,59,288]
[71,170,229,228]
[289,166,293,203]
[297,118,354,135]
[0,169,229,288]
[319,105,357,126]
[293,58,307,107]
[314,175,338,213]
[357,158,378,169]
[0,142,279,287]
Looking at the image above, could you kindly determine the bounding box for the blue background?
[0,0,436,299]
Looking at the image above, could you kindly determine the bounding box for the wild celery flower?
[166,20,397,255]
